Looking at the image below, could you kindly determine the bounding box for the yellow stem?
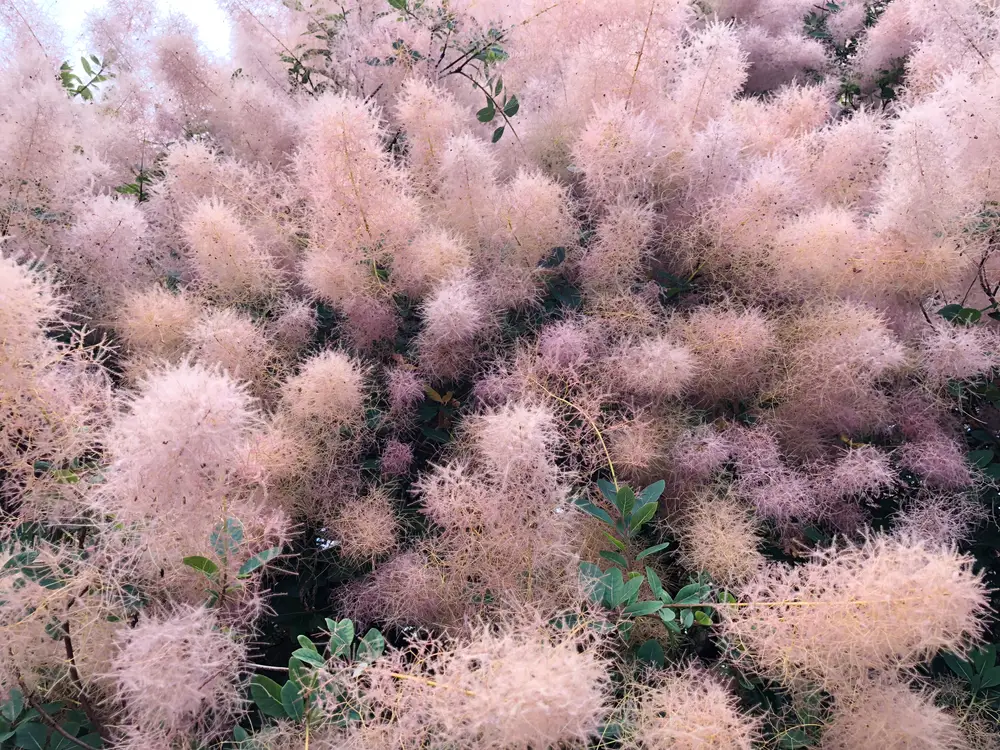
[528,377,617,487]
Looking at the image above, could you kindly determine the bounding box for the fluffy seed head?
[182,197,280,303]
[578,200,656,293]
[821,679,966,750]
[380,438,414,478]
[102,359,257,510]
[494,169,576,268]
[537,320,593,373]
[921,324,999,384]
[186,308,279,396]
[330,487,400,563]
[899,437,975,490]
[465,401,560,479]
[114,286,200,362]
[677,491,765,588]
[724,534,989,689]
[632,662,759,750]
[111,606,245,739]
[613,335,697,401]
[392,227,472,298]
[418,623,610,750]
[571,100,663,202]
[386,367,424,413]
[280,350,366,431]
[417,274,491,383]
[681,306,778,405]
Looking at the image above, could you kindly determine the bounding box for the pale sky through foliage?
[45,0,231,58]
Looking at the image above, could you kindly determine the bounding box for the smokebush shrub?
[4,0,1000,747]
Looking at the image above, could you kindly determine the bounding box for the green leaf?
[680,609,694,629]
[623,600,664,616]
[573,498,614,526]
[297,635,319,652]
[77,733,102,748]
[599,550,628,568]
[357,628,385,663]
[615,486,636,516]
[14,722,48,750]
[251,675,287,718]
[579,562,609,604]
[635,541,671,561]
[638,480,665,505]
[614,573,645,608]
[645,566,663,599]
[636,639,664,668]
[494,76,503,95]
[326,618,355,658]
[939,304,982,325]
[975,647,997,677]
[234,726,249,742]
[477,103,496,123]
[387,0,407,9]
[970,449,995,468]
[211,518,244,558]
[502,94,519,117]
[602,567,624,608]
[292,648,325,667]
[80,56,93,76]
[1,689,23,722]
[980,667,1000,690]
[603,532,626,552]
[281,680,304,721]
[674,583,709,605]
[79,87,93,101]
[539,246,566,268]
[658,607,676,624]
[694,610,713,626]
[629,502,657,533]
[597,479,618,504]
[617,619,633,642]
[778,728,814,749]
[491,125,505,143]
[182,556,219,578]
[237,546,282,578]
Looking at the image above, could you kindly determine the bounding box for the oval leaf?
[14,722,48,750]
[503,94,519,117]
[182,556,218,578]
[629,502,657,532]
[491,125,505,143]
[635,541,671,561]
[573,498,615,527]
[623,600,664,616]
[292,648,325,667]
[280,680,304,722]
[237,547,282,578]
[357,628,385,663]
[250,675,287,718]
[476,104,495,123]
[326,617,356,658]
[636,638,664,668]
[597,478,618,504]
[638,480,665,505]
[599,550,628,568]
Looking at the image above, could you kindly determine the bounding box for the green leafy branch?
[574,480,721,646]
[248,618,385,730]
[59,56,112,101]
[182,518,283,608]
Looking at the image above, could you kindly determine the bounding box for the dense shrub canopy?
[3,0,1000,747]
